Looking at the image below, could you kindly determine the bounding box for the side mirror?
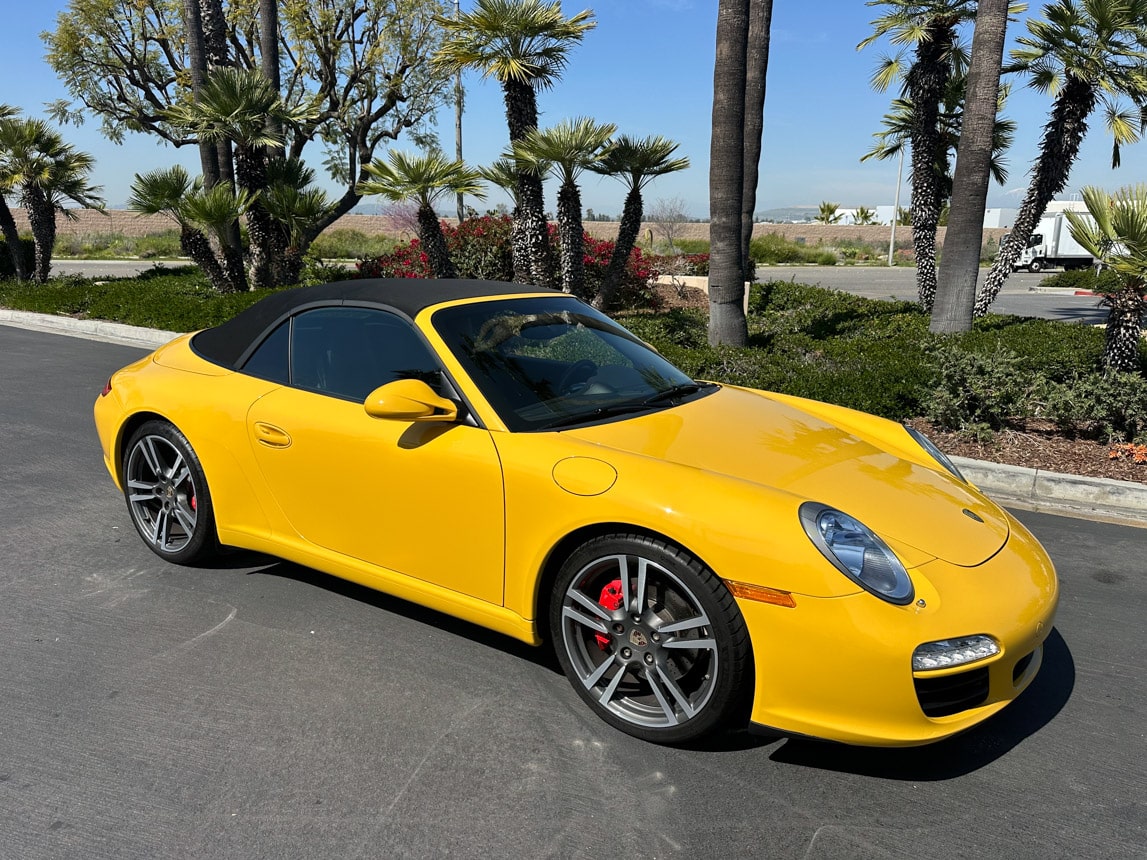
[364,379,458,423]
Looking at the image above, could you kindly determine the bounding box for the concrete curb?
[4,308,1145,527]
[0,309,178,349]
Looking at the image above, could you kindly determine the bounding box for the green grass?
[308,229,398,260]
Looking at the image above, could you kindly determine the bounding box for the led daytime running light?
[912,635,1000,671]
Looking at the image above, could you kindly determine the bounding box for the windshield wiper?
[535,402,658,431]
[640,381,716,406]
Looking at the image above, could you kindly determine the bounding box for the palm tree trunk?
[1101,285,1144,372]
[180,224,233,291]
[709,0,750,346]
[234,145,273,289]
[975,76,1097,316]
[22,186,56,283]
[740,0,773,282]
[258,0,284,156]
[502,79,555,288]
[0,194,28,281]
[417,204,457,279]
[906,28,952,311]
[182,0,220,188]
[556,179,586,298]
[931,0,1008,334]
[593,186,642,310]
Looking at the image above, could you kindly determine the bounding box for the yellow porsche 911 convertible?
[94,279,1058,746]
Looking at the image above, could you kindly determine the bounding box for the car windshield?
[432,295,715,431]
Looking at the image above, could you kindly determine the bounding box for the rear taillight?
[100,378,112,397]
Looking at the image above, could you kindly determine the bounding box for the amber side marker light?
[100,379,112,397]
[726,580,797,607]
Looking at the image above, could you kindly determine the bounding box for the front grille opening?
[1012,651,1034,684]
[915,666,990,717]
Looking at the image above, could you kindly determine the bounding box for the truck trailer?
[1012,213,1095,272]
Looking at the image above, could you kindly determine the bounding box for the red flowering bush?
[578,233,660,310]
[356,214,659,310]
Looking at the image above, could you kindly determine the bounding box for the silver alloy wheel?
[559,553,719,729]
[125,433,199,554]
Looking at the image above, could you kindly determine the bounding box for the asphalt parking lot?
[0,324,1143,859]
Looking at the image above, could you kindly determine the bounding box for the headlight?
[904,425,965,483]
[799,503,914,605]
[913,635,1000,671]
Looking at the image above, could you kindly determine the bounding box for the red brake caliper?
[190,495,197,512]
[594,579,624,650]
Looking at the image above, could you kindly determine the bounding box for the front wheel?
[122,420,217,564]
[1027,259,1043,273]
[549,534,752,744]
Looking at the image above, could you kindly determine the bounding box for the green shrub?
[922,343,1031,437]
[1037,268,1119,292]
[0,237,35,279]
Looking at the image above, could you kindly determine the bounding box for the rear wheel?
[550,534,752,744]
[122,420,217,564]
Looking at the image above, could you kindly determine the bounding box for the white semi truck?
[1012,213,1096,272]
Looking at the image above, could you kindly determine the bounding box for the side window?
[240,320,290,383]
[288,307,445,402]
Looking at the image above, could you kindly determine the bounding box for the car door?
[243,306,506,605]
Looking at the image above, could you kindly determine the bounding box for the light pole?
[454,0,465,223]
[888,147,904,267]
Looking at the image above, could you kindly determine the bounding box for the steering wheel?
[558,359,598,395]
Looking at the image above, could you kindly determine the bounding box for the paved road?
[51,259,1110,325]
[757,265,1109,325]
[1,326,1144,858]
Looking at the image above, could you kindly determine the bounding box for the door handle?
[254,422,292,448]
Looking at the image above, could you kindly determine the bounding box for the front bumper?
[740,512,1058,746]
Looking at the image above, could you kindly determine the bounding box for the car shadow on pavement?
[245,558,564,674]
[766,628,1075,779]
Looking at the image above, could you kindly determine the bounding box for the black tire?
[549,534,752,744]
[1028,259,1043,273]
[122,420,218,564]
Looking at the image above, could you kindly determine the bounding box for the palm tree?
[0,103,28,281]
[165,67,317,289]
[358,150,486,279]
[479,157,525,206]
[262,157,331,285]
[590,134,689,309]
[861,0,978,310]
[0,117,103,282]
[513,117,614,298]
[180,183,254,290]
[931,0,1011,334]
[1065,185,1147,371]
[434,0,596,289]
[814,201,843,224]
[127,166,240,292]
[709,0,751,347]
[854,206,878,225]
[975,0,1147,316]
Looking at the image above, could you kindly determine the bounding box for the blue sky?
[2,0,1145,217]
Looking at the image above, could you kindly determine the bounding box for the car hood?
[564,386,1008,567]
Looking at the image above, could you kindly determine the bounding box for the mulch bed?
[907,418,1146,485]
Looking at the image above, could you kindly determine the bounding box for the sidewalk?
[2,307,1144,528]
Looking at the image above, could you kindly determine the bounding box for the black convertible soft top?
[191,278,556,369]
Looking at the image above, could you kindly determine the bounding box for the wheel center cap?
[628,629,648,648]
